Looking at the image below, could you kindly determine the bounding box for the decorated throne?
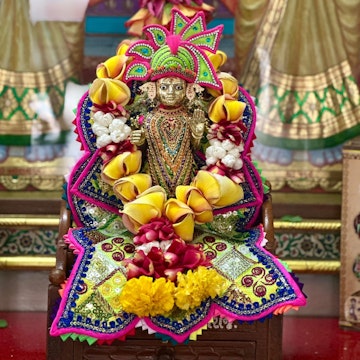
[47,189,284,360]
[47,8,306,360]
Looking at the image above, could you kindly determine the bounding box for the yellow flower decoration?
[191,170,244,208]
[208,94,246,123]
[175,185,213,224]
[122,186,167,234]
[96,55,129,81]
[207,72,239,99]
[164,198,195,242]
[119,276,175,317]
[125,8,158,38]
[116,40,132,56]
[113,173,152,204]
[175,266,227,310]
[101,150,142,186]
[89,78,131,106]
[207,50,227,72]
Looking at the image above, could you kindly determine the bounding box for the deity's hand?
[191,108,206,139]
[130,129,145,146]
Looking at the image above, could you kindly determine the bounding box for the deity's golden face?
[156,77,186,107]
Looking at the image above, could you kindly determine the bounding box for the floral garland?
[87,39,248,317]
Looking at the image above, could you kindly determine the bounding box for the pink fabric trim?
[51,319,140,341]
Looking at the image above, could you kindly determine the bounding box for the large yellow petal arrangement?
[87,36,248,317]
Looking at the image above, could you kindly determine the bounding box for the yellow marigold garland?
[175,266,227,310]
[119,276,176,317]
[118,267,227,317]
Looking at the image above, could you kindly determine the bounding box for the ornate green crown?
[124,9,223,89]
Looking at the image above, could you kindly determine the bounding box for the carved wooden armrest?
[49,200,72,286]
[261,192,275,254]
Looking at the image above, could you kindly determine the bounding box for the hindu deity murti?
[131,76,206,196]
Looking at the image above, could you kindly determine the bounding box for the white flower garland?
[92,111,131,148]
[205,138,244,170]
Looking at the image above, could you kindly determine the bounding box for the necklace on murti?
[144,106,195,197]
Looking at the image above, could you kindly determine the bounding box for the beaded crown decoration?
[124,9,223,89]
